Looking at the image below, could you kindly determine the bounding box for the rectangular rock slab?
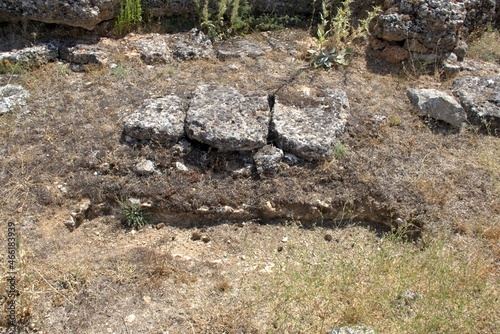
[271,89,350,160]
[185,85,270,151]
[123,95,187,146]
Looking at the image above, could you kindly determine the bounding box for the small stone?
[191,231,202,241]
[201,235,211,243]
[175,162,188,171]
[135,160,155,175]
[253,145,284,176]
[324,234,333,242]
[125,314,136,323]
[155,223,166,229]
[277,246,283,252]
[281,236,288,243]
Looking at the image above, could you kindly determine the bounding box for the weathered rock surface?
[185,85,270,151]
[131,29,214,64]
[371,0,467,60]
[0,42,59,68]
[453,76,500,132]
[0,0,119,30]
[172,28,215,61]
[0,84,30,114]
[253,145,284,176]
[123,95,187,145]
[462,0,498,34]
[216,38,272,59]
[133,35,172,65]
[135,160,156,175]
[407,88,467,128]
[59,42,108,67]
[271,89,350,160]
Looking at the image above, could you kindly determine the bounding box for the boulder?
[185,84,270,151]
[0,42,59,69]
[0,84,30,114]
[271,89,350,160]
[253,145,284,176]
[123,95,187,146]
[407,88,467,128]
[0,0,119,30]
[453,76,500,132]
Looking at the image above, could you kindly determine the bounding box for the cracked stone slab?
[123,95,187,146]
[453,76,500,132]
[407,88,467,128]
[0,85,30,114]
[271,89,350,160]
[185,85,270,151]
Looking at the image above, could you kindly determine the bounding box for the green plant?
[110,64,128,79]
[333,142,348,160]
[310,46,352,68]
[308,0,381,68]
[117,198,150,229]
[116,0,143,35]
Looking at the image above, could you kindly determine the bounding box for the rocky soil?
[0,4,499,333]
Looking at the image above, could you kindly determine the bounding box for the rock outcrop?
[271,89,350,160]
[371,0,467,62]
[453,76,500,132]
[123,95,187,146]
[0,0,119,30]
[185,84,270,151]
[407,88,467,128]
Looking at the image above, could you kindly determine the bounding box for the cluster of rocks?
[0,28,273,73]
[407,75,500,132]
[122,84,350,172]
[370,0,499,64]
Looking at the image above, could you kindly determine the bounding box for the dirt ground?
[0,25,499,333]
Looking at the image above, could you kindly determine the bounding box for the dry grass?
[468,30,500,64]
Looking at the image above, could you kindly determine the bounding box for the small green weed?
[116,0,143,35]
[333,142,348,160]
[117,198,150,229]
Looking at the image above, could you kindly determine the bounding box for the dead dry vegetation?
[0,25,499,333]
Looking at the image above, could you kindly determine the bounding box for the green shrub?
[117,198,150,229]
[308,0,381,68]
[116,0,143,35]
